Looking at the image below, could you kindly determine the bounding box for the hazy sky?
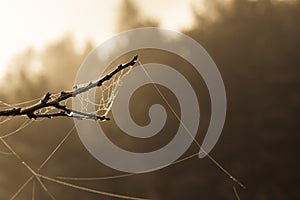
[0,0,293,78]
[0,0,203,78]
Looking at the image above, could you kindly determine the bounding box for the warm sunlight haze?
[0,0,299,199]
[0,0,201,81]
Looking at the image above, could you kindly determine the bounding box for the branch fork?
[0,55,138,121]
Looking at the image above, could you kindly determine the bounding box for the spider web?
[0,58,244,199]
[75,63,133,119]
[0,106,198,199]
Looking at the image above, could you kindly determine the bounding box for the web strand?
[137,59,246,190]
[37,123,77,171]
[0,56,245,199]
[40,175,150,200]
[0,117,13,125]
[0,149,13,155]
[233,186,241,200]
[0,137,55,199]
[9,123,77,199]
[4,120,151,200]
[32,180,36,200]
[55,152,199,181]
[0,97,40,108]
[0,119,34,139]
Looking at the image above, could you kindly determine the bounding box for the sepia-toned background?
[0,0,299,199]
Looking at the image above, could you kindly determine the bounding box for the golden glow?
[0,0,200,80]
[0,0,119,79]
[132,0,203,31]
[0,66,6,79]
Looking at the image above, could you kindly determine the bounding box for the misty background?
[0,0,299,199]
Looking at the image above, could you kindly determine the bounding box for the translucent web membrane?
[76,64,133,118]
[0,63,134,154]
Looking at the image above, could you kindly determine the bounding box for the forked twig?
[0,55,138,121]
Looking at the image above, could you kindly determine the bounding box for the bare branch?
[0,55,138,121]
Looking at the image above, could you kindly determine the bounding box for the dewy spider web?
[75,63,133,119]
[0,61,151,200]
[0,58,245,199]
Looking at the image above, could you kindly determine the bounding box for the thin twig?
[0,55,138,121]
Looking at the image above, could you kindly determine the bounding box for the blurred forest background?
[0,0,299,199]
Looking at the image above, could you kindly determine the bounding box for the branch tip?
[41,92,51,104]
